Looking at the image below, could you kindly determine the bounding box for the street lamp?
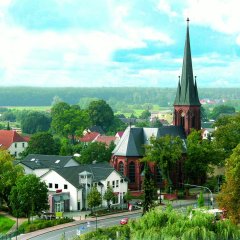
[183,183,214,208]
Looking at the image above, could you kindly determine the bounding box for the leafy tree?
[78,142,113,164]
[0,110,16,122]
[10,174,48,223]
[51,95,63,106]
[213,113,240,157]
[217,144,240,224]
[197,191,204,208]
[142,163,157,214]
[87,187,102,211]
[79,97,99,109]
[123,190,132,209]
[0,150,24,209]
[51,102,90,142]
[88,100,114,131]
[210,105,235,120]
[59,138,73,156]
[144,135,182,191]
[201,106,210,121]
[135,121,150,127]
[107,116,127,135]
[21,111,51,134]
[185,129,224,184]
[21,132,59,157]
[150,118,163,128]
[103,186,115,210]
[139,110,151,119]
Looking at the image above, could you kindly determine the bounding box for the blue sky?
[0,0,240,88]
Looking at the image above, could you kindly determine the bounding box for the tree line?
[0,87,240,108]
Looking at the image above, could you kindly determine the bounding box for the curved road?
[25,213,141,240]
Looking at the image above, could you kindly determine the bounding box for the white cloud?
[184,0,240,34]
[157,0,178,17]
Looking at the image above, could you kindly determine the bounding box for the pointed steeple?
[174,18,200,106]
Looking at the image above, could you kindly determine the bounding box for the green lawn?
[8,106,51,112]
[0,215,15,234]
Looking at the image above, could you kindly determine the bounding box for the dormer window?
[15,143,17,148]
[55,160,60,164]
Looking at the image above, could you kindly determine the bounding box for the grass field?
[0,215,15,234]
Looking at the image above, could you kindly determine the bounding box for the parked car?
[120,217,128,225]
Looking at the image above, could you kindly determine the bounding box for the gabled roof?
[78,132,100,142]
[174,19,200,106]
[93,135,116,146]
[19,154,78,170]
[113,126,186,157]
[88,126,105,134]
[0,130,29,149]
[53,162,121,188]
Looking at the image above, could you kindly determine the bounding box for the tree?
[142,163,157,214]
[87,187,102,211]
[197,191,204,208]
[10,174,49,223]
[103,186,115,210]
[0,150,24,208]
[217,144,240,224]
[0,110,16,122]
[21,132,59,157]
[21,111,51,134]
[213,113,240,157]
[210,105,235,120]
[78,142,113,164]
[139,110,151,119]
[51,102,90,142]
[88,100,114,131]
[144,135,182,191]
[185,130,224,184]
[123,190,132,209]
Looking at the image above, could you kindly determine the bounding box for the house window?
[49,183,53,188]
[22,143,25,148]
[107,181,110,187]
[77,201,81,211]
[15,143,17,148]
[129,162,135,183]
[112,181,115,188]
[64,184,68,189]
[55,184,58,189]
[94,182,97,187]
[116,180,119,188]
[14,152,17,157]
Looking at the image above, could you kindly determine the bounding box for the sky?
[0,0,240,88]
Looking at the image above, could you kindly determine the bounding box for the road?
[29,213,140,240]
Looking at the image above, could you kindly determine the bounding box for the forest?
[0,87,240,108]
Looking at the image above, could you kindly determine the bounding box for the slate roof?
[19,154,77,170]
[174,19,200,106]
[0,130,29,149]
[53,162,120,188]
[113,126,186,157]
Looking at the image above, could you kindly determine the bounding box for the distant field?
[7,106,51,112]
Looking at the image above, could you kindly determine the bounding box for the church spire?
[174,18,200,106]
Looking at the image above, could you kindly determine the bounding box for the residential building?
[0,130,29,158]
[40,162,128,212]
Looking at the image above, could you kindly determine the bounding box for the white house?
[40,162,128,212]
[0,130,29,158]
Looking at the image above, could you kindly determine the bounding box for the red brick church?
[110,19,201,190]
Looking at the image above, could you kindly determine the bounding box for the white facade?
[40,169,128,212]
[8,141,28,158]
[41,170,81,211]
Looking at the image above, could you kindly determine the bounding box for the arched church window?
[119,161,124,175]
[180,112,185,127]
[129,162,135,183]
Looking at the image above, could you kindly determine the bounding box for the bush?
[18,217,74,233]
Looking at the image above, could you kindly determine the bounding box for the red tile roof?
[78,132,100,142]
[94,135,116,146]
[0,130,29,149]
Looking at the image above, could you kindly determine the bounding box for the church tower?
[174,18,201,135]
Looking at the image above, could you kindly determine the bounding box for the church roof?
[174,19,201,106]
[112,126,186,157]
